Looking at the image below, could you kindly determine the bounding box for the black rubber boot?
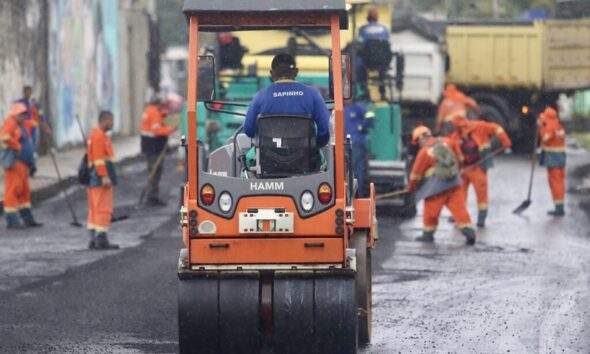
[95,232,119,250]
[461,227,476,246]
[548,204,565,217]
[416,231,434,243]
[477,210,487,228]
[6,213,25,229]
[19,208,43,227]
[88,230,96,250]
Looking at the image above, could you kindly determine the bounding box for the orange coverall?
[538,109,566,207]
[140,104,174,138]
[436,85,479,131]
[1,116,31,213]
[459,120,512,213]
[408,138,472,232]
[87,127,115,233]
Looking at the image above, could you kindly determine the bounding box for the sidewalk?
[0,135,142,210]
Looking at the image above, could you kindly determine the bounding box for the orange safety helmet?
[411,125,432,144]
[9,102,28,117]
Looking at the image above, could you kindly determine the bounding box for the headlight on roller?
[301,191,314,212]
[218,192,233,213]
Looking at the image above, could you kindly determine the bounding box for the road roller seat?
[254,114,321,178]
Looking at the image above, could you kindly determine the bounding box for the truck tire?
[480,102,536,153]
[479,103,507,128]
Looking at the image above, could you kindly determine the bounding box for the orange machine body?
[181,13,376,269]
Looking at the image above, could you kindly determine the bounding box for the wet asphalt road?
[1,151,590,353]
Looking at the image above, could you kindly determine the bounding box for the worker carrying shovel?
[538,107,566,217]
[140,97,176,206]
[448,112,512,227]
[408,125,476,245]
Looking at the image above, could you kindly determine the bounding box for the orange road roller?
[177,1,378,353]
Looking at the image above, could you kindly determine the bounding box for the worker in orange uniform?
[1,102,42,229]
[87,111,119,249]
[407,125,476,245]
[538,107,566,216]
[140,97,175,206]
[436,84,479,133]
[450,113,512,227]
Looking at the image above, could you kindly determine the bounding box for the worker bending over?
[408,125,476,245]
[538,107,566,216]
[436,84,479,133]
[87,111,119,249]
[450,113,512,227]
[1,103,42,229]
[140,97,175,206]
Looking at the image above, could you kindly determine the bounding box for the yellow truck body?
[447,18,590,91]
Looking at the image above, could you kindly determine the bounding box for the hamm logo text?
[250,182,285,191]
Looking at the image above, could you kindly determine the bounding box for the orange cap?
[412,125,432,144]
[9,102,28,117]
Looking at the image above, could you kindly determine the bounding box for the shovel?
[513,127,539,215]
[376,147,506,201]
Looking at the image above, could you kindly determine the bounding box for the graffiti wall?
[48,0,120,147]
[0,0,47,122]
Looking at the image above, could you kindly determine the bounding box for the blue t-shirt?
[345,103,370,145]
[359,22,390,42]
[244,80,331,147]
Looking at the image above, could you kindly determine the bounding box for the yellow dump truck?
[446,18,590,148]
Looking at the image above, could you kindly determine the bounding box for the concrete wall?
[48,0,121,147]
[119,7,152,135]
[1,0,156,148]
[0,0,48,122]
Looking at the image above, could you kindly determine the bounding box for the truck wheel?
[480,103,507,128]
[353,231,372,346]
